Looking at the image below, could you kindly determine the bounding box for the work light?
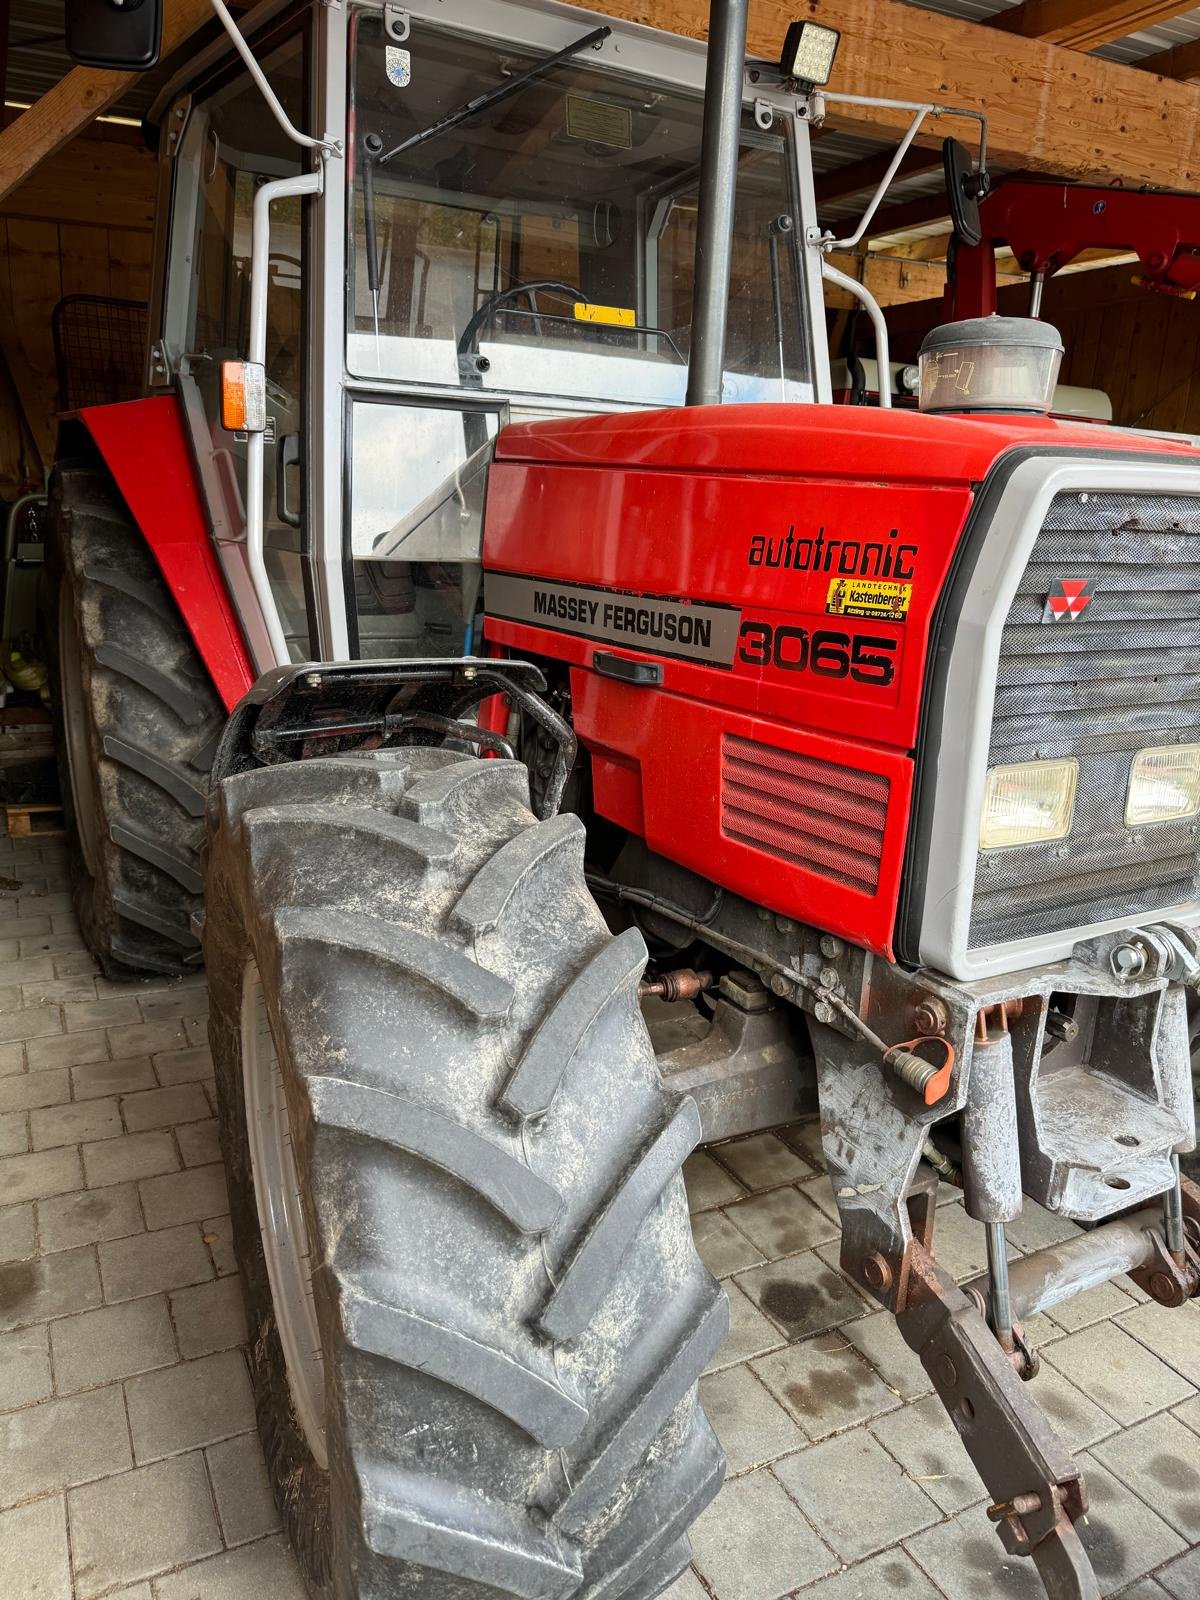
[779,21,840,88]
[1125,744,1200,827]
[979,759,1078,850]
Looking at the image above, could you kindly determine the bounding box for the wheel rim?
[58,586,100,875]
[241,961,328,1468]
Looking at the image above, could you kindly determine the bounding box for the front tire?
[204,749,727,1600]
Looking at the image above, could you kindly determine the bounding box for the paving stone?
[0,1201,35,1261]
[99,1221,214,1302]
[1113,1582,1170,1600]
[68,1452,222,1598]
[2,913,52,939]
[1049,1278,1139,1332]
[0,1003,61,1044]
[684,1151,746,1212]
[906,1510,1044,1597]
[152,1046,214,1088]
[1093,1412,1200,1541]
[777,1118,825,1172]
[152,1535,305,1600]
[127,1348,255,1463]
[704,1281,785,1373]
[714,1133,812,1193]
[774,1429,939,1563]
[20,934,85,960]
[0,1067,70,1114]
[54,953,101,980]
[202,1216,237,1276]
[106,1019,188,1060]
[206,1431,282,1545]
[32,1097,122,1151]
[170,1275,247,1359]
[736,1251,868,1342]
[0,1142,80,1206]
[52,1296,178,1392]
[868,1392,983,1513]
[26,1030,107,1072]
[700,1363,806,1475]
[753,1333,900,1441]
[0,1244,100,1330]
[0,1494,70,1600]
[176,1118,221,1168]
[1172,1393,1200,1437]
[82,1130,179,1188]
[1044,1323,1196,1426]
[0,1041,23,1077]
[184,1017,210,1048]
[0,1109,27,1156]
[691,1465,835,1600]
[1004,1199,1083,1253]
[1118,1300,1200,1389]
[798,1173,840,1227]
[0,1322,51,1409]
[1159,1547,1200,1600]
[22,976,99,1005]
[5,957,56,989]
[62,996,142,1033]
[1029,1361,1121,1452]
[692,1210,765,1280]
[72,1056,156,1101]
[723,1186,840,1260]
[0,1383,131,1506]
[927,1199,1020,1281]
[121,1083,211,1134]
[139,1164,229,1230]
[789,1549,942,1600]
[1075,1456,1188,1593]
[843,1310,933,1402]
[662,1568,708,1600]
[39,1181,144,1252]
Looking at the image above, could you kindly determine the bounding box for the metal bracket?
[383,4,411,42]
[899,1245,1101,1600]
[753,97,775,131]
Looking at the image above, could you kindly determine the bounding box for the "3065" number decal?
[737,621,897,687]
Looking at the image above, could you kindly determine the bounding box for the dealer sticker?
[825,577,911,622]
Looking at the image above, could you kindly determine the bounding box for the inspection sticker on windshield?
[574,303,636,328]
[825,577,911,622]
[385,46,411,87]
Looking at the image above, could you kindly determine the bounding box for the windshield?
[347,15,815,405]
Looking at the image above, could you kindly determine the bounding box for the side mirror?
[65,0,163,70]
[943,137,987,249]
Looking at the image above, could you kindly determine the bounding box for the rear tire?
[204,749,727,1600]
[45,461,224,977]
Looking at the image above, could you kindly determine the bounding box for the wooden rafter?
[1141,37,1200,81]
[814,147,943,207]
[571,0,1200,189]
[994,1,1199,50]
[0,0,212,206]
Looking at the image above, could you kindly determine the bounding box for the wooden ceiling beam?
[992,1,1198,50]
[1140,37,1200,81]
[570,0,1200,189]
[0,0,212,205]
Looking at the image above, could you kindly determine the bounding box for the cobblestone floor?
[2,828,1199,1599]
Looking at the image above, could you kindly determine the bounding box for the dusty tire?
[44,461,224,978]
[204,749,727,1600]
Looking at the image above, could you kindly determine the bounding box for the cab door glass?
[168,34,311,658]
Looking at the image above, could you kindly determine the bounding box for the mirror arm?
[821,259,891,409]
[209,0,342,160]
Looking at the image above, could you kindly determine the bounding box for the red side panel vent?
[720,734,890,894]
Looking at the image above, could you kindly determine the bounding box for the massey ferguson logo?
[1042,578,1095,622]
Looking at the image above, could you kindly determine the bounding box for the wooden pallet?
[3,803,64,839]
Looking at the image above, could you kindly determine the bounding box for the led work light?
[779,21,840,88]
[1125,744,1200,827]
[979,759,1078,851]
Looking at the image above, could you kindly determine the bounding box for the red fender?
[77,395,256,712]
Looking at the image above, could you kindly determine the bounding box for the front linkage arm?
[898,1244,1099,1600]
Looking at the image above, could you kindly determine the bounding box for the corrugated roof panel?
[1093,5,1200,63]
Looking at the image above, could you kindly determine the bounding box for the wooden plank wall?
[884,264,1200,436]
[0,122,157,499]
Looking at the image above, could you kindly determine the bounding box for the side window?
[164,34,311,659]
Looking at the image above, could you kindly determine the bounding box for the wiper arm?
[360,24,610,342]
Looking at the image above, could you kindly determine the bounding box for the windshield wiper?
[360,24,611,345]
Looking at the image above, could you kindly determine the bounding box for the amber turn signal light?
[220,360,267,433]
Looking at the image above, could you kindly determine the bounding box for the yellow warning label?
[574,302,637,328]
[825,577,911,622]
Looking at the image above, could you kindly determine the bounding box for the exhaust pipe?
[685,0,750,407]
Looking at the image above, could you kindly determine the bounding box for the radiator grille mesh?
[970,491,1200,950]
[721,734,889,893]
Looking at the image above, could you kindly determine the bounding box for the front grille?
[721,734,889,892]
[970,491,1200,949]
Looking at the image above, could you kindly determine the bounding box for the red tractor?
[42,2,1200,1598]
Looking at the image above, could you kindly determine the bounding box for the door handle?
[276,432,302,528]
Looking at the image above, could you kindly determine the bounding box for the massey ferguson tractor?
[42,0,1200,1597]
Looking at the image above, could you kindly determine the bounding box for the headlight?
[1125,744,1200,827]
[980,759,1078,850]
